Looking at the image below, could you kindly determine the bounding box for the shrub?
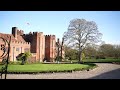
[65,57,69,60]
[96,55,106,59]
[81,53,85,61]
[16,51,32,65]
[55,56,62,61]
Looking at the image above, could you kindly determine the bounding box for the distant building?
[0,27,64,62]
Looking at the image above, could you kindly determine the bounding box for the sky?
[0,11,120,45]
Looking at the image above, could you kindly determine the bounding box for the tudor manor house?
[0,27,64,62]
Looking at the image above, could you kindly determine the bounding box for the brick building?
[0,27,64,62]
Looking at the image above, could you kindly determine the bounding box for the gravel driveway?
[3,63,120,79]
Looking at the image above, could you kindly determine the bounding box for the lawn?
[0,63,96,73]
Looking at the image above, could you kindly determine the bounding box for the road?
[3,63,120,79]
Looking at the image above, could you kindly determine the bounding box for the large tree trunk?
[78,50,80,62]
[61,46,62,61]
[61,38,64,61]
[78,44,82,63]
[57,45,60,62]
[78,50,82,63]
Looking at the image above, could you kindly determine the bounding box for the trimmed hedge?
[0,63,97,74]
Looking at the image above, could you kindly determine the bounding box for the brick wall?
[45,35,56,62]
[10,41,30,62]
[0,27,59,62]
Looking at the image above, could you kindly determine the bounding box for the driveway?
[3,63,120,79]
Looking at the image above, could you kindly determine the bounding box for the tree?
[99,44,114,58]
[64,45,78,60]
[113,45,120,59]
[16,51,32,65]
[63,19,102,63]
[84,45,97,59]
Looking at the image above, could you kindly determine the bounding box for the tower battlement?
[17,29,24,35]
[24,32,44,36]
[45,35,55,39]
[12,27,24,36]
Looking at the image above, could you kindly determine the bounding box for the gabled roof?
[0,33,26,43]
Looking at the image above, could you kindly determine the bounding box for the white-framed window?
[16,48,19,51]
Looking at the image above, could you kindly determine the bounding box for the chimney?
[12,27,18,39]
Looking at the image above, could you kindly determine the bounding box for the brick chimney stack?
[12,27,18,39]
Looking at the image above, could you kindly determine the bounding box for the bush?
[55,56,62,61]
[16,53,24,61]
[16,52,32,65]
[96,55,106,59]
[96,56,99,59]
[81,53,85,60]
[65,57,69,60]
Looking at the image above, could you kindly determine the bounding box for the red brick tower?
[23,32,45,62]
[45,35,56,62]
[30,32,45,62]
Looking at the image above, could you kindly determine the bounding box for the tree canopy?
[63,18,102,62]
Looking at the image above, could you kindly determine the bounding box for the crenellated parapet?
[32,32,43,36]
[17,29,24,35]
[45,35,56,39]
[11,41,30,45]
[45,35,55,37]
[24,31,44,37]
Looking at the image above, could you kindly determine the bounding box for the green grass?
[1,58,119,73]
[0,63,96,73]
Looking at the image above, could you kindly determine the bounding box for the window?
[0,44,9,52]
[16,48,19,51]
[0,44,5,51]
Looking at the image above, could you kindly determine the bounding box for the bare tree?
[63,18,102,63]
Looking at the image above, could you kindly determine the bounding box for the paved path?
[3,63,120,79]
